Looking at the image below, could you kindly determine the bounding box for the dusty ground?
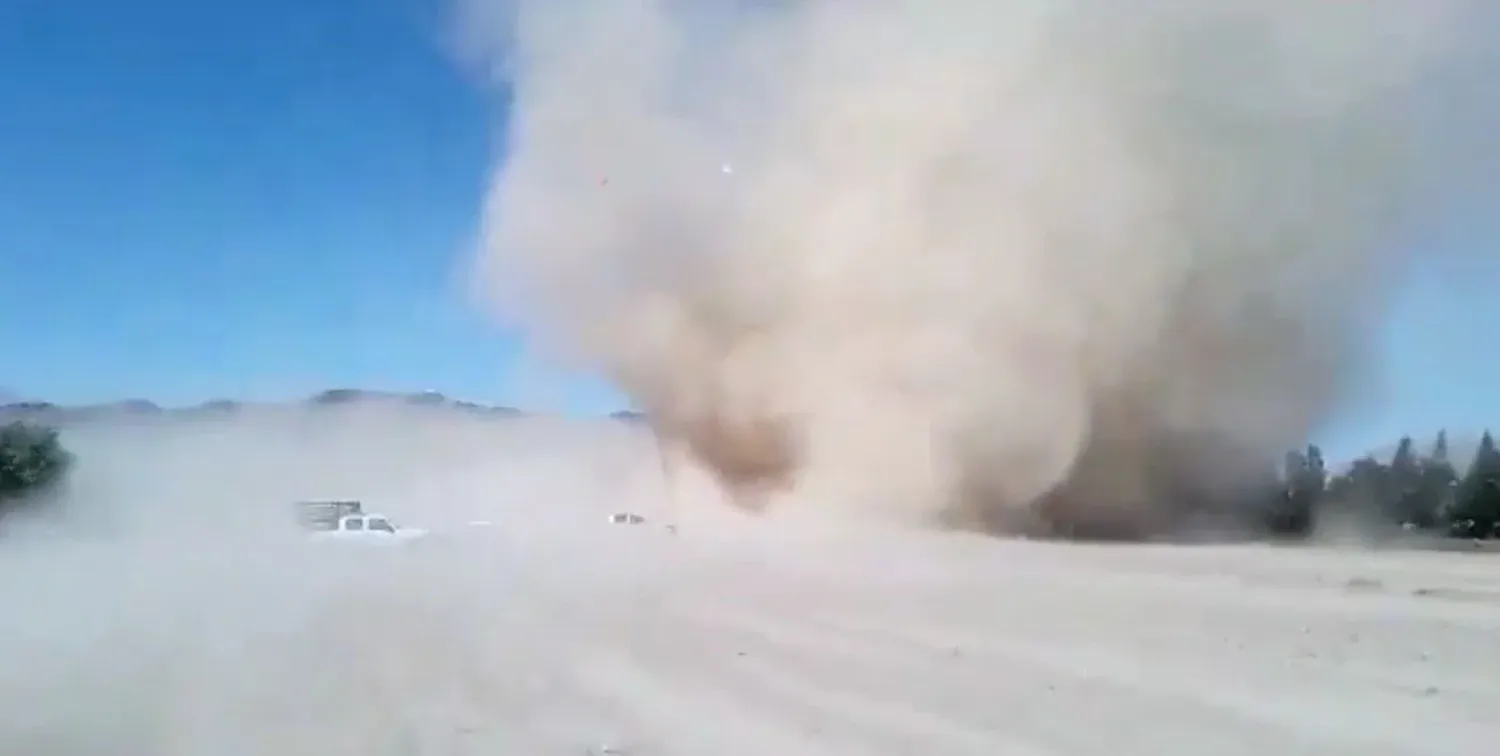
[1,413,1496,755]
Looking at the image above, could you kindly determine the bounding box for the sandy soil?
[2,414,1496,755]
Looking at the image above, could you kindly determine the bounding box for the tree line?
[1269,431,1500,540]
[2,415,1498,540]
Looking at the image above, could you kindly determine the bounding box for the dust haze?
[0,410,681,753]
[5,2,1500,752]
[7,412,1500,754]
[467,0,1499,535]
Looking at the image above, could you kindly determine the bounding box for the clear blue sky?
[0,0,628,415]
[1,0,1495,457]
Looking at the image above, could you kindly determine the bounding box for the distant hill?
[302,388,521,416]
[0,390,528,424]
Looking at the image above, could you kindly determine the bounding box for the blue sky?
[0,0,627,415]
[0,0,1496,457]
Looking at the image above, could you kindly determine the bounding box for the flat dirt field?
[2,414,1496,756]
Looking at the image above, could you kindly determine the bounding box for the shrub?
[0,420,73,516]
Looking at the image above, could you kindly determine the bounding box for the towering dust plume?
[464,1,1497,535]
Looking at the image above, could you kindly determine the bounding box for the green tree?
[1323,452,1392,530]
[0,421,74,517]
[1265,447,1319,535]
[1452,430,1500,538]
[1302,444,1327,493]
[1417,430,1459,528]
[1294,443,1326,533]
[1387,435,1428,526]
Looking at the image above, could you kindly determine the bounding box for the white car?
[311,513,428,543]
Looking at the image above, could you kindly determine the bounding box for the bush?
[0,420,73,516]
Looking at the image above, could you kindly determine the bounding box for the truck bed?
[294,499,363,531]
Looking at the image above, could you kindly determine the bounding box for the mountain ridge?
[0,389,528,424]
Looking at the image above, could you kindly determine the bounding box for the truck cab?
[297,500,427,543]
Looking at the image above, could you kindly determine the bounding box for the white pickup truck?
[295,500,427,543]
[310,513,428,543]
